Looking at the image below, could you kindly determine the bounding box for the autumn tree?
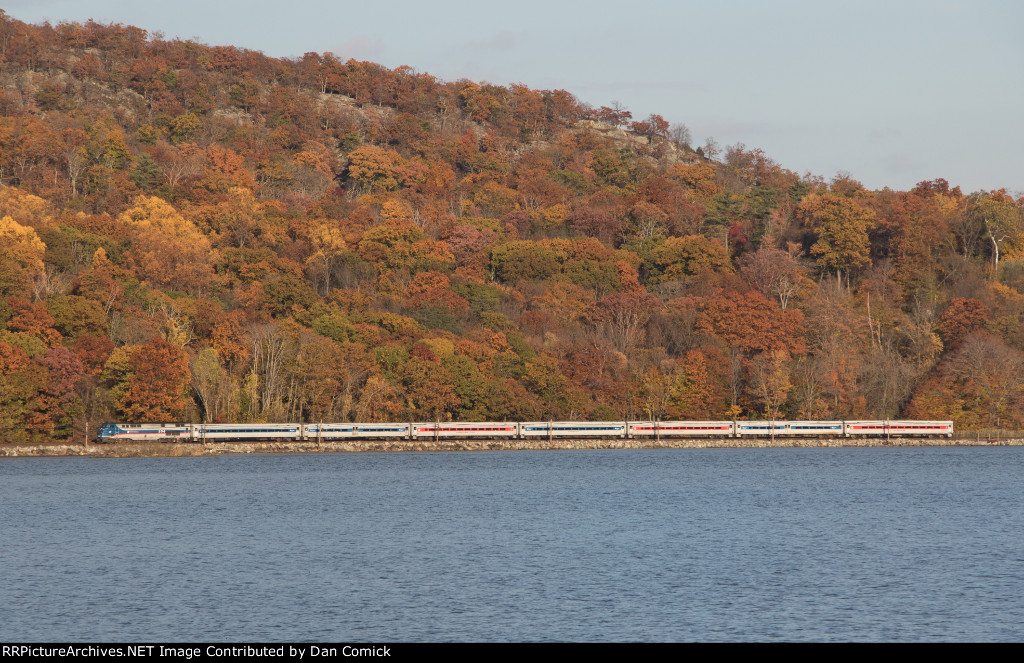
[697,291,806,357]
[0,340,38,441]
[396,356,459,420]
[354,373,402,421]
[0,186,54,227]
[0,216,46,296]
[191,347,231,423]
[629,113,670,143]
[667,161,722,203]
[936,298,990,350]
[668,350,717,419]
[567,192,626,246]
[211,311,250,374]
[907,333,1024,429]
[637,366,672,421]
[6,297,62,347]
[520,354,584,419]
[648,235,731,284]
[738,244,802,309]
[199,186,279,249]
[797,193,875,285]
[305,223,349,295]
[294,336,368,422]
[561,337,628,406]
[37,346,84,437]
[747,350,792,419]
[119,338,191,420]
[346,145,403,193]
[119,195,214,295]
[876,185,958,292]
[581,291,656,353]
[968,191,1022,272]
[595,102,632,128]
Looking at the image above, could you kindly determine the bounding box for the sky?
[6,0,1022,193]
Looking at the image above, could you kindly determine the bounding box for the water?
[1,447,1022,642]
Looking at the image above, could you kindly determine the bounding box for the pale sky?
[6,0,1022,193]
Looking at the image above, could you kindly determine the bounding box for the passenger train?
[95,420,954,443]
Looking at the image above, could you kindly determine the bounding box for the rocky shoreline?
[1,435,1022,458]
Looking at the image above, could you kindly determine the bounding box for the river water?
[1,447,1022,642]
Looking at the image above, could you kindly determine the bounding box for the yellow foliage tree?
[118,196,214,294]
[0,187,54,228]
[346,145,402,193]
[797,193,875,285]
[0,216,45,273]
[0,215,45,296]
[667,162,722,202]
[305,223,349,295]
[379,197,414,222]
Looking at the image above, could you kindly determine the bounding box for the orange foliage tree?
[119,338,191,420]
[697,291,806,356]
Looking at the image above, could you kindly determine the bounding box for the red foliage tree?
[697,291,806,356]
[936,298,990,351]
[120,338,191,420]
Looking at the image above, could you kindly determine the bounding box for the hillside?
[1,12,1022,442]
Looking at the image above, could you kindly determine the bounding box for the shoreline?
[2,436,1022,457]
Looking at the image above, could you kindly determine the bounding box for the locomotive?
[95,420,954,443]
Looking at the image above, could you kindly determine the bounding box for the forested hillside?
[1,12,1022,442]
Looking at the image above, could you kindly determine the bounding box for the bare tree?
[191,348,225,423]
[739,245,802,309]
[701,137,720,161]
[951,333,1024,428]
[791,355,826,419]
[250,323,297,420]
[747,351,791,419]
[860,342,915,418]
[585,292,659,353]
[669,122,692,149]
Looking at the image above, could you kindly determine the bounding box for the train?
[95,420,954,443]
